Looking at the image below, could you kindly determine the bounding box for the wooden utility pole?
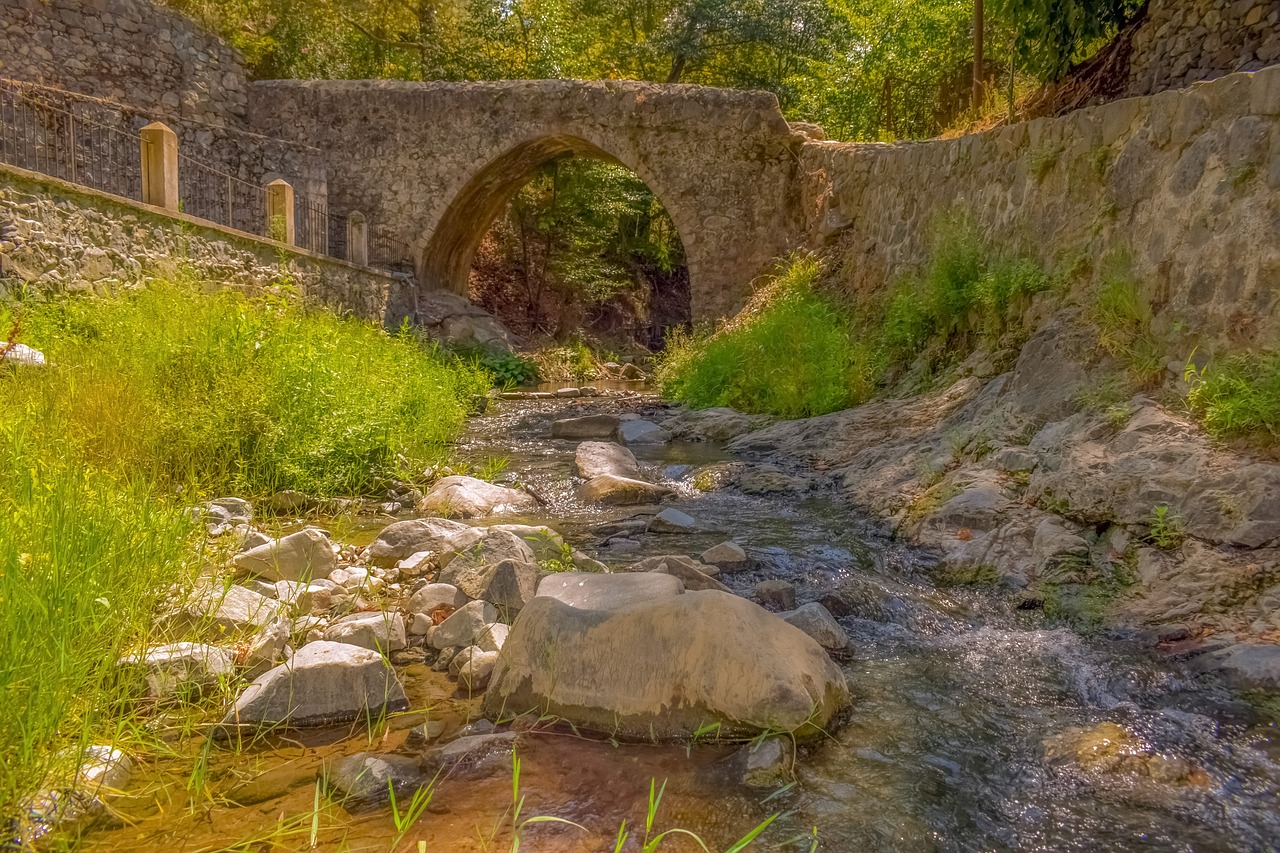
[973,0,984,113]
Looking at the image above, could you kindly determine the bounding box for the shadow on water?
[82,395,1280,853]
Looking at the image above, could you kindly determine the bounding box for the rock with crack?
[232,528,338,583]
[575,441,641,480]
[218,641,409,734]
[323,611,407,653]
[579,474,674,505]
[631,555,728,592]
[446,559,540,613]
[779,603,850,653]
[418,476,538,519]
[483,580,849,739]
[551,414,620,440]
[364,518,470,568]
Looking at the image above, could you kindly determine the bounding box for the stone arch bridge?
[250,79,806,322]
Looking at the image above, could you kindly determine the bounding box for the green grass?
[657,256,866,419]
[657,219,1054,420]
[10,274,490,496]
[1186,349,1280,443]
[1092,255,1167,387]
[0,273,489,823]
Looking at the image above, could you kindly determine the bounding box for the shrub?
[657,256,861,418]
[1186,350,1280,443]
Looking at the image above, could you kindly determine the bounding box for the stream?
[80,393,1280,852]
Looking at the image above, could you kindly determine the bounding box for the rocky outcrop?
[483,575,850,738]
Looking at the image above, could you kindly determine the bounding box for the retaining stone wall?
[801,66,1280,350]
[1129,0,1280,95]
[0,166,413,329]
[0,0,247,128]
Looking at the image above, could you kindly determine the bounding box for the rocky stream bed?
[37,391,1280,852]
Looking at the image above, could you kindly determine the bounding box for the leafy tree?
[990,0,1141,79]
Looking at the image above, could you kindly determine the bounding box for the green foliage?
[1026,143,1063,180]
[1092,255,1167,387]
[657,256,862,418]
[990,0,1142,79]
[1146,504,1186,549]
[1186,351,1280,444]
[12,278,489,496]
[471,349,540,388]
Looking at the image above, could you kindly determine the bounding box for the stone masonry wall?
[0,166,413,329]
[801,66,1280,352]
[0,0,247,128]
[1128,0,1280,96]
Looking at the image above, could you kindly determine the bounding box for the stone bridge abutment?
[249,79,805,321]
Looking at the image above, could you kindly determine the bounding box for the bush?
[657,256,861,419]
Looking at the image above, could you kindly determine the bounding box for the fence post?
[139,122,179,211]
[265,179,295,246]
[347,211,368,265]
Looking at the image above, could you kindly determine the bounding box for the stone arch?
[417,134,696,308]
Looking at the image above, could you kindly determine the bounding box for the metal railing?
[0,78,411,274]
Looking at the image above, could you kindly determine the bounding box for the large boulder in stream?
[417,476,538,519]
[217,641,408,734]
[579,474,673,505]
[575,441,641,480]
[482,574,850,739]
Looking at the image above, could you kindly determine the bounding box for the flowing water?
[81,395,1280,852]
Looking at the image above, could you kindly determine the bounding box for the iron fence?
[0,78,411,275]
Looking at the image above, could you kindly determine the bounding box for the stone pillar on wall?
[139,122,179,211]
[265,179,295,246]
[347,211,368,265]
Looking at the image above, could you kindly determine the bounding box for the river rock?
[169,580,283,637]
[668,407,764,442]
[119,642,235,700]
[474,622,510,652]
[232,528,338,583]
[218,641,408,732]
[365,518,470,567]
[483,584,849,738]
[551,414,620,440]
[736,465,812,495]
[325,752,429,810]
[1187,642,1280,689]
[755,579,797,611]
[701,541,750,571]
[206,497,253,526]
[418,476,538,519]
[1,342,45,366]
[76,746,134,797]
[244,618,291,674]
[580,474,674,505]
[438,528,536,575]
[632,555,728,592]
[446,558,540,613]
[408,583,469,616]
[735,736,794,788]
[648,507,699,533]
[779,603,850,652]
[537,571,685,609]
[432,600,499,649]
[323,611,407,653]
[620,419,670,445]
[424,732,519,779]
[575,441,641,479]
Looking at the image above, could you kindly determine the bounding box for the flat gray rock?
[219,641,408,732]
[575,441,641,480]
[551,414,620,440]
